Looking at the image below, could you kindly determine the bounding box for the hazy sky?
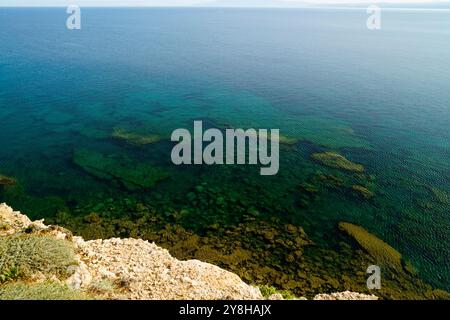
[1,0,449,7]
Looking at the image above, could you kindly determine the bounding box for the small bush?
[0,235,78,280]
[259,285,296,300]
[0,267,19,283]
[87,280,116,295]
[0,281,89,300]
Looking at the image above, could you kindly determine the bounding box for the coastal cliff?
[0,203,377,300]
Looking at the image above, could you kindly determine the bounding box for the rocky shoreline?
[0,203,378,300]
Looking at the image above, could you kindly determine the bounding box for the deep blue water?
[0,8,449,290]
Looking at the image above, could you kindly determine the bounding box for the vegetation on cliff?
[0,235,77,281]
[0,204,263,300]
[0,281,89,300]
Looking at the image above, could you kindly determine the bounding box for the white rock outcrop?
[314,291,378,300]
[71,237,262,300]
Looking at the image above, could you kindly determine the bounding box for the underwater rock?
[416,200,435,210]
[352,185,374,199]
[229,128,298,145]
[316,173,343,187]
[0,175,16,186]
[78,127,110,139]
[300,183,319,194]
[431,187,449,205]
[296,173,346,208]
[111,128,162,146]
[338,222,402,270]
[311,152,364,173]
[278,136,299,145]
[249,130,298,145]
[265,133,298,145]
[73,149,170,190]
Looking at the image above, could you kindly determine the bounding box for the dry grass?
[0,235,78,281]
[0,281,89,300]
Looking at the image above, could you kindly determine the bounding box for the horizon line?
[1,5,450,11]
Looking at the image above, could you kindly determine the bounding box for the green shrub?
[0,281,89,300]
[0,235,78,280]
[0,266,19,283]
[259,285,296,300]
[87,279,116,295]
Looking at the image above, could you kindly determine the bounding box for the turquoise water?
[0,8,449,290]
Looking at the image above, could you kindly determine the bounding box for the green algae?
[243,130,299,145]
[73,148,170,190]
[111,127,163,146]
[0,175,16,186]
[431,187,449,205]
[352,185,375,200]
[277,135,299,145]
[311,152,364,173]
[77,126,111,139]
[338,222,402,270]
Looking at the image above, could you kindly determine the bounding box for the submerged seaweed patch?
[111,127,163,146]
[311,152,364,173]
[73,148,170,190]
[0,175,16,186]
[352,185,375,200]
[431,187,449,205]
[338,222,402,270]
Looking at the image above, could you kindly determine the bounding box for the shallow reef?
[73,148,170,190]
[351,185,375,200]
[0,175,16,186]
[311,152,364,173]
[111,127,163,146]
[247,130,299,145]
[338,222,402,270]
[431,187,449,205]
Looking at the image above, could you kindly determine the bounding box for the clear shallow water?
[0,8,449,290]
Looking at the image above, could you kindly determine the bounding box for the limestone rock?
[314,291,378,300]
